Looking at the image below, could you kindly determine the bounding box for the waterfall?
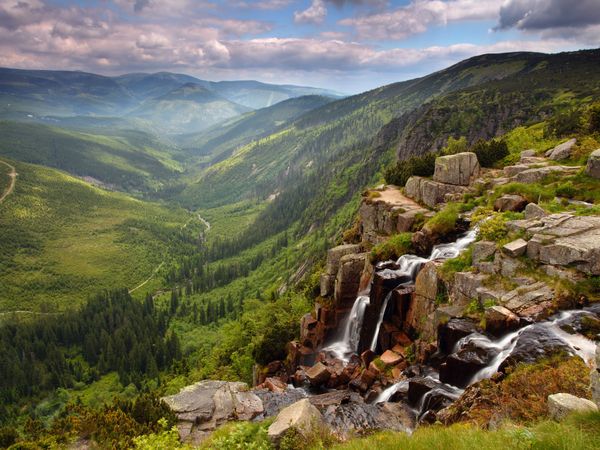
[369,291,393,352]
[374,380,409,403]
[369,228,479,353]
[323,295,370,361]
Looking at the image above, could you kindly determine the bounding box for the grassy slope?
[0,121,184,193]
[0,159,192,312]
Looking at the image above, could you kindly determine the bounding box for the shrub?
[438,248,473,282]
[383,152,437,186]
[370,232,413,263]
[545,108,582,137]
[424,203,459,235]
[470,139,509,167]
[442,136,468,155]
[203,421,272,450]
[555,181,576,198]
[0,426,18,448]
[587,102,600,133]
[477,214,508,241]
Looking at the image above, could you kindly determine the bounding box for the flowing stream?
[323,294,370,360]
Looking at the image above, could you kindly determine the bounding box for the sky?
[0,0,599,93]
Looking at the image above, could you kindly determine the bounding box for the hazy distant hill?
[0,68,341,134]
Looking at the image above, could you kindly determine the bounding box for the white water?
[375,380,409,403]
[369,228,479,352]
[323,295,370,360]
[369,291,394,351]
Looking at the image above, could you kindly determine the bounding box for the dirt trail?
[128,213,211,294]
[0,159,16,204]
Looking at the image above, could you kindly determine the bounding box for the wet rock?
[361,349,376,368]
[306,362,331,387]
[404,176,468,208]
[288,341,315,368]
[419,386,463,418]
[439,336,497,388]
[500,326,575,371]
[433,152,480,186]
[545,138,576,161]
[404,262,440,341]
[162,380,264,443]
[494,194,527,212]
[485,306,520,336]
[262,377,287,393]
[586,149,600,179]
[254,387,307,418]
[525,203,547,220]
[407,377,438,406]
[268,399,323,444]
[548,393,598,420]
[437,318,479,354]
[472,241,496,265]
[502,238,528,257]
[349,368,377,393]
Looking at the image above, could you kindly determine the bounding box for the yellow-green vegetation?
[370,232,413,262]
[0,160,192,311]
[438,247,473,282]
[424,203,460,235]
[333,412,600,450]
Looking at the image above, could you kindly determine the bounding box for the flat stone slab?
[502,239,528,257]
[548,393,598,421]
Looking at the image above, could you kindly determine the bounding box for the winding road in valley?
[0,159,16,204]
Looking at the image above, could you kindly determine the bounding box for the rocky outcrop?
[586,149,600,179]
[501,281,554,320]
[545,138,576,161]
[321,244,362,297]
[513,165,579,183]
[547,393,598,420]
[404,261,442,342]
[404,176,467,208]
[484,306,520,336]
[502,239,528,257]
[433,152,480,186]
[359,186,430,244]
[511,214,600,275]
[162,381,264,444]
[267,399,323,444]
[334,253,369,309]
[525,202,547,219]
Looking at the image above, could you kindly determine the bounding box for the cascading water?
[323,294,370,361]
[369,228,479,352]
[374,380,409,403]
[369,291,394,351]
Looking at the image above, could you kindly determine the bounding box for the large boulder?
[586,149,600,179]
[433,152,480,186]
[514,165,579,183]
[545,138,576,161]
[525,203,547,220]
[404,176,467,208]
[322,244,362,296]
[520,214,600,275]
[548,393,598,420]
[472,241,496,265]
[502,239,528,257]
[306,362,331,387]
[494,194,528,212]
[162,381,263,444]
[404,262,440,341]
[268,399,323,443]
[485,305,520,336]
[439,336,498,388]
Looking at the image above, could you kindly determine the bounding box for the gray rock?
[451,272,487,305]
[268,399,323,443]
[501,281,554,320]
[586,149,600,179]
[433,152,480,186]
[320,273,334,297]
[525,203,547,220]
[162,380,263,443]
[514,165,579,183]
[503,164,531,177]
[472,241,496,265]
[325,244,362,276]
[494,194,528,212]
[404,176,467,208]
[545,138,576,161]
[334,252,368,308]
[502,239,528,257]
[520,149,536,159]
[548,393,598,421]
[591,371,600,408]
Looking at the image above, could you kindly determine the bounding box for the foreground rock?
[268,399,323,444]
[405,176,467,208]
[547,393,598,420]
[162,381,263,444]
[545,138,576,161]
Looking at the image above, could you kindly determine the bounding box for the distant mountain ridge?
[0,67,342,133]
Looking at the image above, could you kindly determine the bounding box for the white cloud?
[294,0,328,25]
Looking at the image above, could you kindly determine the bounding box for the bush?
[370,232,413,263]
[588,102,600,133]
[0,426,18,448]
[424,203,459,235]
[471,139,509,167]
[438,248,472,282]
[477,214,508,242]
[442,136,468,155]
[545,108,583,137]
[203,421,272,450]
[383,152,437,186]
